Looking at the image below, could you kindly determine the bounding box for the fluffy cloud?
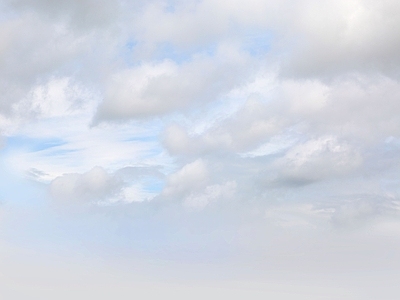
[50,166,123,205]
[163,73,400,162]
[162,159,209,198]
[3,0,399,219]
[308,75,400,141]
[2,2,400,295]
[163,97,284,155]
[0,14,85,117]
[95,45,252,121]
[283,0,400,78]
[275,136,362,183]
[183,181,237,210]
[130,0,400,79]
[5,0,120,31]
[130,0,278,50]
[50,166,163,205]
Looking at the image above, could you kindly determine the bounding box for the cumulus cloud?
[308,75,400,141]
[0,14,85,116]
[6,0,120,31]
[275,136,362,184]
[130,0,277,50]
[94,45,253,121]
[50,166,123,205]
[4,0,398,225]
[183,181,237,210]
[162,73,400,167]
[129,0,400,79]
[162,159,209,198]
[282,0,400,78]
[2,1,400,296]
[162,97,286,156]
[50,165,163,205]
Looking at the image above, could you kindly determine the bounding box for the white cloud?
[283,0,400,78]
[183,181,237,210]
[265,204,334,229]
[130,0,276,50]
[95,44,252,121]
[50,165,163,205]
[129,0,400,79]
[121,184,156,203]
[50,166,123,205]
[6,0,120,31]
[276,136,362,183]
[0,14,86,118]
[1,1,400,296]
[308,75,400,141]
[162,72,400,166]
[162,159,209,198]
[162,97,285,156]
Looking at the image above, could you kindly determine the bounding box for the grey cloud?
[6,0,120,31]
[50,166,124,205]
[331,195,389,228]
[281,0,400,79]
[274,136,362,183]
[162,159,209,199]
[114,165,165,180]
[130,0,278,50]
[158,158,239,210]
[157,71,400,221]
[163,97,286,156]
[0,18,80,76]
[27,168,49,181]
[50,165,163,205]
[182,181,237,211]
[308,75,400,142]
[260,185,400,232]
[156,131,400,228]
[164,73,400,162]
[6,0,399,126]
[272,75,400,143]
[3,1,400,297]
[3,0,400,124]
[0,0,129,126]
[0,14,90,123]
[94,47,253,121]
[130,0,400,80]
[95,0,400,125]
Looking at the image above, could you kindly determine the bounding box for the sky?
[1,0,400,299]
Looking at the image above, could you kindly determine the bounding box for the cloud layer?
[1,0,400,297]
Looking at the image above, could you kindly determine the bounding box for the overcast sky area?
[1,0,400,299]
